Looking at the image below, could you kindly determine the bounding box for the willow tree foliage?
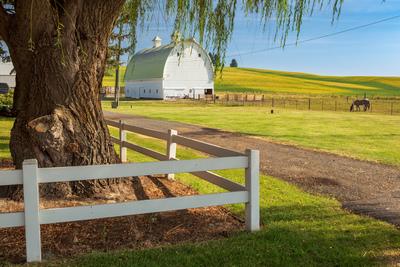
[0,42,9,62]
[107,6,135,107]
[0,0,343,199]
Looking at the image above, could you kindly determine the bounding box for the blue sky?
[132,0,400,76]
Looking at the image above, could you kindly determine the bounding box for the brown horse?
[350,99,370,112]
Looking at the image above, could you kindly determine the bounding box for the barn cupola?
[152,36,162,48]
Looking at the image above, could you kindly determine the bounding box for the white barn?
[124,36,214,99]
[0,62,16,89]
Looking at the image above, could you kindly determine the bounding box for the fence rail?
[0,120,260,263]
[196,93,400,115]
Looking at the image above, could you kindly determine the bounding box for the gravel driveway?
[105,111,400,227]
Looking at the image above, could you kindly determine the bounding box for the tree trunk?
[0,0,126,199]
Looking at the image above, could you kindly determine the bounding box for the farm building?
[124,36,214,99]
[0,62,16,89]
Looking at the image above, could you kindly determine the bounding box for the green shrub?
[0,91,13,107]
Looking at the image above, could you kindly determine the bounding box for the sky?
[132,0,400,77]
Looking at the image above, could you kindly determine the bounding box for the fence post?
[272,97,274,107]
[245,149,260,232]
[119,120,127,162]
[308,98,311,110]
[23,159,42,262]
[391,102,394,115]
[166,129,178,180]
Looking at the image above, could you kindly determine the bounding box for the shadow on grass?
[58,202,400,267]
[0,135,10,159]
[0,142,9,152]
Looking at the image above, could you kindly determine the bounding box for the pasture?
[217,68,400,96]
[103,101,400,166]
[102,67,126,88]
[1,119,400,266]
[103,67,400,97]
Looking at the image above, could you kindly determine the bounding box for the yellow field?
[103,67,400,96]
[102,67,126,87]
[216,68,400,96]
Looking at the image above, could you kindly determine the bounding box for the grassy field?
[217,68,400,96]
[1,122,400,266]
[103,101,400,166]
[0,117,12,159]
[102,67,126,87]
[103,67,400,97]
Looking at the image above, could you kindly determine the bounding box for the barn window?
[156,90,159,93]
[198,53,201,57]
[144,89,146,93]
[150,89,152,93]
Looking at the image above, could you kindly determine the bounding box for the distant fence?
[0,120,260,263]
[198,93,400,115]
[101,86,126,98]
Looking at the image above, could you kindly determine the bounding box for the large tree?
[0,0,342,198]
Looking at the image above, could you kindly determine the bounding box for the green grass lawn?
[0,117,12,159]
[103,101,400,166]
[1,118,400,266]
[44,128,400,265]
[103,67,400,97]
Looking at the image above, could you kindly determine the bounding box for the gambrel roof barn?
[124,36,214,99]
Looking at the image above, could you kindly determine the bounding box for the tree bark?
[0,0,126,199]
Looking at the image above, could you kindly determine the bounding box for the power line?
[227,14,400,58]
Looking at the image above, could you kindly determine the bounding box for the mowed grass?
[0,117,12,159]
[1,119,400,266]
[103,66,400,96]
[103,101,400,165]
[42,128,400,265]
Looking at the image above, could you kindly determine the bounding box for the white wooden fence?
[0,119,260,263]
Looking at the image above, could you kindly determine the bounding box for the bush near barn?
[0,91,14,117]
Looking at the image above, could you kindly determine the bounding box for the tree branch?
[0,4,11,42]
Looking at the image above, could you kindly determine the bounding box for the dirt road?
[105,111,400,227]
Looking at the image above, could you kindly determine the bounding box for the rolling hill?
[103,67,400,97]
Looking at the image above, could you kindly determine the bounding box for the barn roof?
[124,43,175,81]
[125,38,212,82]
